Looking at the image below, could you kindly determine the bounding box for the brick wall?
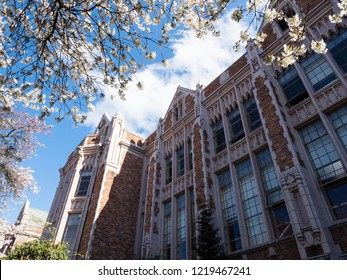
[261,23,277,50]
[255,77,294,172]
[185,95,195,114]
[193,123,206,208]
[164,111,172,133]
[87,151,144,259]
[204,56,248,99]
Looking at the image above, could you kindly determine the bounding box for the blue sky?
[1,10,252,224]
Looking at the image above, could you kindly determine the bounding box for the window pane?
[326,183,347,220]
[272,205,292,237]
[76,171,92,197]
[212,119,226,153]
[62,213,81,252]
[327,29,347,73]
[163,201,171,259]
[176,194,186,259]
[217,170,242,252]
[300,120,345,183]
[301,53,336,91]
[278,64,309,107]
[165,155,172,184]
[256,149,283,205]
[236,159,267,246]
[176,146,185,178]
[244,97,262,131]
[227,106,245,144]
[328,105,347,152]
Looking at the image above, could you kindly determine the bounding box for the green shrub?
[4,239,69,260]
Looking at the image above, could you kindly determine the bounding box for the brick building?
[45,0,347,259]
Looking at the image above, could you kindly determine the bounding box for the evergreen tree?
[195,204,224,259]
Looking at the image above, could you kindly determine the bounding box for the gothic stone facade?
[46,0,347,259]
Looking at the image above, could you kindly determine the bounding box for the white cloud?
[84,12,250,137]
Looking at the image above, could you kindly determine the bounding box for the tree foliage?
[1,0,345,125]
[0,108,50,212]
[3,239,69,260]
[195,204,224,260]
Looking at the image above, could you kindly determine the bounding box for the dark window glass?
[227,106,245,144]
[244,97,262,131]
[236,158,267,246]
[188,139,193,171]
[176,194,186,259]
[272,204,292,237]
[327,29,347,73]
[328,104,347,152]
[326,183,347,220]
[76,171,91,197]
[300,120,344,184]
[256,149,282,205]
[163,201,172,259]
[278,64,309,107]
[218,170,242,252]
[300,52,336,91]
[176,146,185,178]
[212,119,226,153]
[165,155,172,184]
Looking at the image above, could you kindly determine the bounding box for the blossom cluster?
[230,0,345,68]
[0,104,50,212]
[0,0,230,125]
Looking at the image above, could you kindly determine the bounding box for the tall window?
[174,102,183,123]
[256,149,282,205]
[76,170,92,197]
[176,146,185,178]
[189,189,196,259]
[327,29,347,73]
[187,139,193,171]
[244,97,262,131]
[227,106,245,144]
[165,154,172,184]
[325,182,347,220]
[176,194,186,259]
[62,213,81,252]
[328,105,347,152]
[300,52,336,91]
[300,120,345,184]
[163,201,171,259]
[212,118,226,153]
[236,158,267,246]
[256,149,291,237]
[217,169,241,252]
[278,64,309,107]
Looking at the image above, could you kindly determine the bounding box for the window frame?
[300,52,337,92]
[327,29,347,73]
[212,118,226,154]
[176,145,185,178]
[278,64,309,107]
[165,154,173,185]
[299,119,345,184]
[227,106,245,144]
[217,169,242,252]
[244,97,262,132]
[76,170,92,197]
